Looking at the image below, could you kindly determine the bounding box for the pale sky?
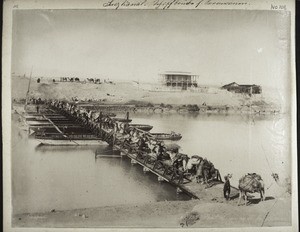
[12,10,290,88]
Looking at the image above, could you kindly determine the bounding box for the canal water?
[11,112,291,214]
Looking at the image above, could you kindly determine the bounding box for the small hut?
[221,82,262,94]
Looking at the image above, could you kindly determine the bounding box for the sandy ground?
[13,195,291,228]
[11,76,281,111]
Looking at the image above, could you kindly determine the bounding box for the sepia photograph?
[2,0,297,230]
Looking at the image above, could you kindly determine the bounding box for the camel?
[186,156,202,174]
[87,78,94,83]
[196,159,221,185]
[195,159,212,184]
[60,77,68,82]
[238,173,265,206]
[195,160,203,182]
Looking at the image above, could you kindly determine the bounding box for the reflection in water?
[12,122,190,214]
[12,112,290,215]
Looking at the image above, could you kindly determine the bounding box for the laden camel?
[195,159,209,184]
[185,156,202,174]
[238,173,265,206]
[196,161,220,185]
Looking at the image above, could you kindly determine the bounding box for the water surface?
[12,112,290,214]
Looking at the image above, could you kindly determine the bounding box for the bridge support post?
[158,176,164,182]
[131,159,137,165]
[143,167,150,173]
[120,151,126,157]
[176,187,183,194]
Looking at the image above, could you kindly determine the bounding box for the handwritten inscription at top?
[103,0,248,10]
[103,0,148,9]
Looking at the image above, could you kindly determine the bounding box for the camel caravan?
[60,77,81,82]
[28,98,271,206]
[59,77,99,83]
[58,77,114,85]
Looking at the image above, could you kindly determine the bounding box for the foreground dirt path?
[13,193,291,228]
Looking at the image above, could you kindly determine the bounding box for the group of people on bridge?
[116,129,221,185]
[46,99,222,186]
[27,99,274,204]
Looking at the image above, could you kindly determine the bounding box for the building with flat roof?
[221,82,262,95]
[160,72,199,90]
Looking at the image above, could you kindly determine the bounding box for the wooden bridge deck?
[111,143,232,200]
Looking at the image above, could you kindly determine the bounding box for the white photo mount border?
[2,0,297,231]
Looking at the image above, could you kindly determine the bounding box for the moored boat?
[35,132,107,146]
[28,122,76,126]
[150,132,182,141]
[36,138,107,146]
[25,113,62,117]
[129,124,153,131]
[24,114,66,120]
[29,125,88,132]
[111,117,132,123]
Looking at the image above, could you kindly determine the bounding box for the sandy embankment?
[11,76,281,113]
[13,194,291,228]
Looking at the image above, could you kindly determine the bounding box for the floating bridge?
[25,103,237,200]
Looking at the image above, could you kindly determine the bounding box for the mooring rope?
[266,182,274,190]
[261,193,282,227]
[260,144,282,189]
[260,145,273,174]
[42,115,81,145]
